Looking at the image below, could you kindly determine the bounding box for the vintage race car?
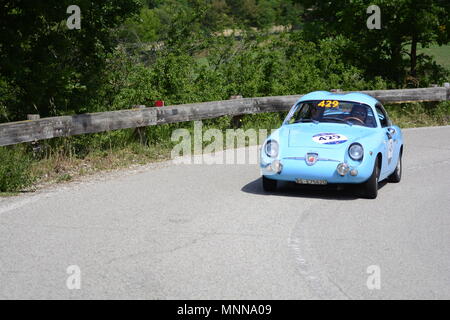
[260,91,403,199]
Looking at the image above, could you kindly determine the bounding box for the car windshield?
[284,100,377,128]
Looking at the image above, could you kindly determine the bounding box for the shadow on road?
[241,178,388,200]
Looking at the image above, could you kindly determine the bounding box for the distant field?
[418,44,450,70]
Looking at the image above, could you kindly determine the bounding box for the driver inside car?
[350,104,368,124]
[310,105,324,121]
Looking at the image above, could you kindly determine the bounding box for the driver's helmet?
[350,104,367,122]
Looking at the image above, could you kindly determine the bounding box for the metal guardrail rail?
[0,86,449,147]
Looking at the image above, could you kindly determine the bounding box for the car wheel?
[262,176,277,192]
[388,152,402,183]
[361,158,379,199]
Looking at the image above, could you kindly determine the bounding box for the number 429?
[318,100,339,108]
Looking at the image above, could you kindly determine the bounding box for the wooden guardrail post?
[133,105,148,145]
[230,95,243,128]
[26,114,42,155]
[27,114,40,121]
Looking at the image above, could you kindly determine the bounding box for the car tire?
[388,152,402,183]
[361,158,379,199]
[262,176,277,192]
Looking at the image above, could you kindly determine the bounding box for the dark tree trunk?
[390,44,403,84]
[410,33,418,78]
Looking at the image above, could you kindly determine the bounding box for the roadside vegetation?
[1,0,449,194]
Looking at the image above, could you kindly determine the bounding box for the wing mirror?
[387,127,396,135]
[386,127,396,139]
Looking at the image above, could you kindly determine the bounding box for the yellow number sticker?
[318,100,339,108]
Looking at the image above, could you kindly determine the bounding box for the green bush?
[385,101,450,128]
[0,147,34,192]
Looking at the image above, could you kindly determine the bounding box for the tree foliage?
[298,0,450,85]
[0,0,141,118]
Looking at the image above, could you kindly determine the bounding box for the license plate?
[296,179,328,185]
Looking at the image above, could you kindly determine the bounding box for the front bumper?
[261,157,371,184]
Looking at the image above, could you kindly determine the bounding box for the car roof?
[298,91,380,107]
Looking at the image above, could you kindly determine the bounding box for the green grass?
[0,192,20,197]
[56,173,73,183]
[386,101,450,128]
[418,44,450,70]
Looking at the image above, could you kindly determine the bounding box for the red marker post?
[155,100,165,107]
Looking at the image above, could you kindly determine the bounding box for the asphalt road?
[0,126,449,299]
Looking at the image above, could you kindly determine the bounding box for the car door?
[375,104,396,175]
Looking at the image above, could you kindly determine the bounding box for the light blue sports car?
[260,91,403,199]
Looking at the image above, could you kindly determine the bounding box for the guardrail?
[1,86,449,147]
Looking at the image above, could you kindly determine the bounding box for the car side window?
[287,103,312,124]
[375,104,390,128]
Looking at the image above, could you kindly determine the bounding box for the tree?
[298,0,450,85]
[0,0,141,119]
[120,7,161,43]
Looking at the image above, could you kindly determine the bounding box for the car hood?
[286,123,376,149]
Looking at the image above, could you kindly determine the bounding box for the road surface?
[0,126,449,299]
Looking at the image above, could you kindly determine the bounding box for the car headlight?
[264,140,279,158]
[349,143,364,161]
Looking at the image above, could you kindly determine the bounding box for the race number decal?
[318,100,339,108]
[313,133,348,145]
[387,139,394,164]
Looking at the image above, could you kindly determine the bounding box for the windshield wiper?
[321,117,353,126]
